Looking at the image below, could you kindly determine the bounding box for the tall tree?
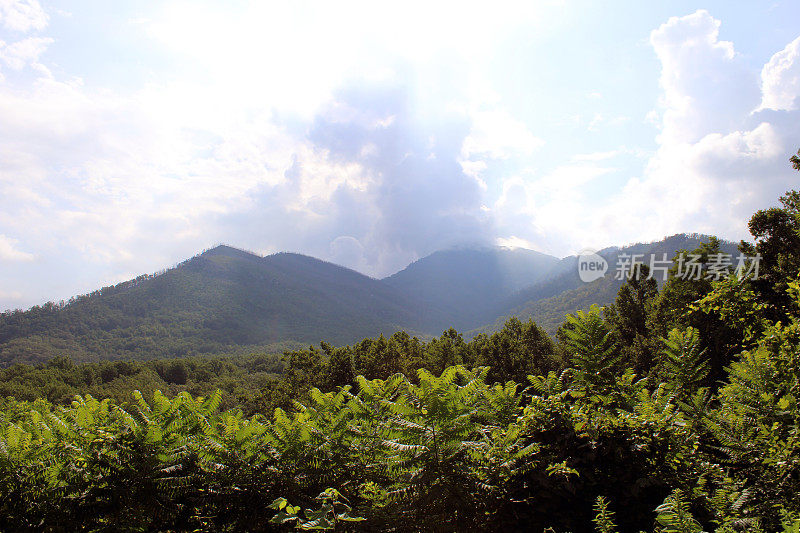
[739,181,800,322]
[604,263,659,373]
[321,342,355,391]
[649,238,740,384]
[561,305,620,388]
[424,328,467,376]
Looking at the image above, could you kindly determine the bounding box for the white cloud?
[571,149,624,162]
[0,36,52,69]
[461,109,543,160]
[0,71,304,272]
[586,113,629,131]
[649,10,758,144]
[759,36,800,111]
[610,12,799,247]
[0,234,33,261]
[0,0,47,32]
[491,11,800,257]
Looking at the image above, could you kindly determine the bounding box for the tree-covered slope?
[0,246,434,366]
[0,236,742,367]
[382,246,560,332]
[475,234,741,336]
[472,275,623,336]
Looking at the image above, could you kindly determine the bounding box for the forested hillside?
[479,235,741,335]
[473,274,623,335]
[0,236,737,367]
[1,153,799,531]
[0,247,434,366]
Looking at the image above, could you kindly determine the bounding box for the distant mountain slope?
[382,247,560,333]
[473,234,740,336]
[0,246,433,366]
[471,276,623,337]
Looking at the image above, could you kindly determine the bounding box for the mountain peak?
[383,246,561,331]
[201,244,261,260]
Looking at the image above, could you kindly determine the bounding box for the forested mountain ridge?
[0,236,741,367]
[499,234,739,312]
[0,246,435,366]
[471,274,623,336]
[476,234,741,335]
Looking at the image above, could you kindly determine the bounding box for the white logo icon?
[577,249,608,283]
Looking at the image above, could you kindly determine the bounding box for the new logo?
[577,249,608,283]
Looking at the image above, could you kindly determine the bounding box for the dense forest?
[0,152,799,531]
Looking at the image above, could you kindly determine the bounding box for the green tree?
[321,342,355,391]
[476,317,557,384]
[650,238,742,384]
[739,184,800,322]
[704,282,800,529]
[605,263,659,373]
[593,496,618,533]
[166,360,188,385]
[424,328,466,376]
[561,305,619,388]
[655,327,709,399]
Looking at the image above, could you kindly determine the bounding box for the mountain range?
[0,234,737,366]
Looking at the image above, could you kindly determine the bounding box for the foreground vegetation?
[1,295,799,531]
[1,154,799,531]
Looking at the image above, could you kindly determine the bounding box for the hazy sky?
[1,1,799,310]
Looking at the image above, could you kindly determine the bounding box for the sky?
[1,0,799,311]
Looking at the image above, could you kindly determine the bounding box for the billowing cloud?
[635,11,800,240]
[493,10,800,256]
[649,10,759,144]
[0,0,47,32]
[759,36,800,112]
[216,79,494,276]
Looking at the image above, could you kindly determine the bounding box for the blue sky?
[1,0,799,310]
